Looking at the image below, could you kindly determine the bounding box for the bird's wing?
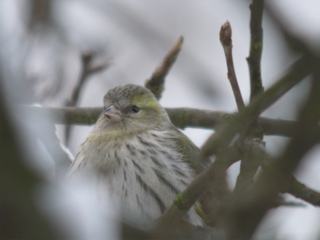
[169,125,211,175]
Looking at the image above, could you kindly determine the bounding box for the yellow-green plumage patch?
[131,93,159,109]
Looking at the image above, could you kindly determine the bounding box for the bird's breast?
[70,130,200,225]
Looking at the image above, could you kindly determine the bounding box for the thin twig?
[156,146,240,228]
[145,36,183,99]
[247,0,264,101]
[243,63,320,236]
[67,52,109,107]
[240,139,320,207]
[220,19,263,194]
[220,21,245,111]
[65,52,108,144]
[225,4,264,194]
[233,139,264,193]
[201,56,312,157]
[225,64,320,240]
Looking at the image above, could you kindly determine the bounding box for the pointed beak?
[103,105,123,122]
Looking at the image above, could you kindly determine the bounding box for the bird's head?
[95,84,171,134]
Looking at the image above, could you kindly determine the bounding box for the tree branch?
[201,55,312,157]
[224,59,320,240]
[286,176,320,206]
[233,139,264,193]
[66,52,109,107]
[156,145,240,228]
[0,72,58,239]
[247,0,264,100]
[65,52,109,144]
[22,106,320,139]
[241,139,320,207]
[220,16,265,194]
[220,21,245,111]
[145,36,183,99]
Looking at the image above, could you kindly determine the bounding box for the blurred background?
[1,0,320,239]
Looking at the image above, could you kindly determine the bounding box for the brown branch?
[24,106,227,127]
[65,52,108,144]
[233,139,264,193]
[67,52,109,107]
[145,36,183,99]
[224,60,320,240]
[247,0,264,101]
[156,145,240,228]
[286,176,320,206]
[220,19,263,192]
[265,2,313,54]
[201,55,312,157]
[196,57,312,236]
[0,73,58,239]
[23,106,320,140]
[220,21,245,111]
[239,139,320,207]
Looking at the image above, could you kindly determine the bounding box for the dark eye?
[131,105,140,113]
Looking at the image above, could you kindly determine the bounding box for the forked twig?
[67,52,109,107]
[65,52,109,144]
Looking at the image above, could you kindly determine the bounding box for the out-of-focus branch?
[247,0,264,100]
[145,36,183,99]
[240,140,320,207]
[199,57,312,233]
[196,57,313,237]
[265,2,313,53]
[286,176,320,206]
[122,219,212,240]
[23,106,320,139]
[0,75,58,239]
[224,61,320,240]
[28,0,52,32]
[201,56,312,157]
[228,0,265,194]
[121,222,152,240]
[156,146,240,228]
[40,121,73,173]
[233,139,264,193]
[220,21,245,111]
[67,52,109,107]
[65,52,108,144]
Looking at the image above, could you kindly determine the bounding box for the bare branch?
[145,36,183,99]
[23,105,320,139]
[220,19,264,193]
[67,52,109,107]
[286,176,320,206]
[224,60,320,240]
[239,140,320,207]
[201,56,312,157]
[65,52,109,144]
[234,139,264,193]
[0,74,58,239]
[247,0,264,101]
[156,146,240,228]
[220,21,245,111]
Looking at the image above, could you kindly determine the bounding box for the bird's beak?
[103,105,123,122]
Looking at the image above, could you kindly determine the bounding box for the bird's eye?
[131,105,140,113]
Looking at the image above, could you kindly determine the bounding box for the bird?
[68,84,208,227]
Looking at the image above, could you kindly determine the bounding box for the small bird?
[68,84,207,226]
